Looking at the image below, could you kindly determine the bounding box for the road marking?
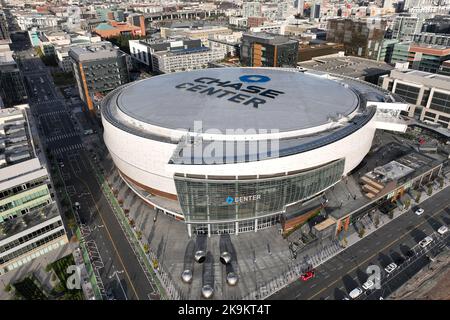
[73,170,141,300]
[307,204,449,300]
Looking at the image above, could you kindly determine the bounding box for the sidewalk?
[86,155,173,300]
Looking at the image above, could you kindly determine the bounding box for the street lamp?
[109,270,128,300]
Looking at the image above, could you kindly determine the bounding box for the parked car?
[362,279,375,291]
[384,262,397,274]
[437,225,448,235]
[414,208,424,216]
[300,270,315,281]
[419,236,433,248]
[349,287,363,299]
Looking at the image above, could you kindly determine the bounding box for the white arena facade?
[101,67,408,236]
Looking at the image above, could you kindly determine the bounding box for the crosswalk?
[37,110,66,117]
[33,99,63,106]
[52,143,83,155]
[46,132,79,142]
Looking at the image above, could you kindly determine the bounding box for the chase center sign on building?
[101,67,408,237]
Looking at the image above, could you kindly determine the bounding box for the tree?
[388,211,394,219]
[404,199,411,210]
[143,243,150,254]
[427,185,433,196]
[67,218,77,231]
[415,192,422,203]
[4,284,12,292]
[358,228,366,238]
[374,215,380,228]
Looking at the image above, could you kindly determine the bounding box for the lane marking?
[72,165,141,300]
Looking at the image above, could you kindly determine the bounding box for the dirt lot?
[390,250,450,300]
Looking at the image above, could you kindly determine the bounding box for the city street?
[12,33,157,300]
[269,187,450,300]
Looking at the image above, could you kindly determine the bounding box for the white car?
[384,262,397,274]
[437,226,448,235]
[349,287,363,299]
[419,236,433,248]
[415,208,424,216]
[362,279,375,291]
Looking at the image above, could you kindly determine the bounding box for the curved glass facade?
[174,158,345,223]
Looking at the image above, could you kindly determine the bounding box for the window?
[175,159,344,223]
[429,91,450,114]
[394,83,420,104]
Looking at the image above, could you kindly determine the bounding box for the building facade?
[409,44,450,74]
[130,38,226,74]
[69,42,130,114]
[240,33,299,67]
[0,47,27,108]
[381,68,450,128]
[0,106,68,275]
[412,33,450,47]
[391,15,422,41]
[326,18,387,60]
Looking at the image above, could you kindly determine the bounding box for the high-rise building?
[412,33,450,47]
[0,106,68,275]
[242,1,262,18]
[129,38,226,74]
[69,42,129,115]
[391,15,423,41]
[240,32,299,67]
[421,15,450,34]
[0,10,10,43]
[0,46,27,108]
[326,18,387,60]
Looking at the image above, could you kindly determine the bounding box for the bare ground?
[390,250,450,300]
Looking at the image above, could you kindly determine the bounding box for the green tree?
[404,199,411,210]
[374,215,380,228]
[427,185,433,196]
[388,211,394,219]
[415,192,422,203]
[67,217,77,232]
[358,228,366,238]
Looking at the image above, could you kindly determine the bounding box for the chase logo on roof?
[174,75,284,108]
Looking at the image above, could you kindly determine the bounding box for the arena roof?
[114,68,360,133]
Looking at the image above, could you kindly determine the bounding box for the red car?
[300,270,315,281]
